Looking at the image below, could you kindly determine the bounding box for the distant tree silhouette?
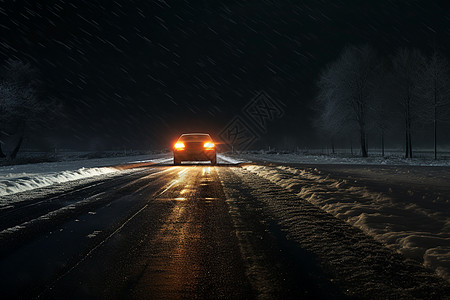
[315,45,380,157]
[371,77,392,157]
[418,50,450,160]
[390,48,425,159]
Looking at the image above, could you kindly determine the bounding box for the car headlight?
[174,142,185,150]
[203,142,215,149]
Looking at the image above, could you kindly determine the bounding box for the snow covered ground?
[231,152,450,167]
[0,154,170,200]
[231,152,450,282]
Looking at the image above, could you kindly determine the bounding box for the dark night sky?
[1,0,450,150]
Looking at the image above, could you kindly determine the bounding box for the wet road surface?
[1,159,449,299]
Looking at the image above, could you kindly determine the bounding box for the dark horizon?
[1,0,450,151]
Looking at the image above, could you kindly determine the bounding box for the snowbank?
[0,167,118,197]
[217,154,246,164]
[242,164,450,281]
[0,154,170,199]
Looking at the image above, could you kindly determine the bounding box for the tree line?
[314,45,450,159]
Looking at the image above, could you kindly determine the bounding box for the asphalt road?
[1,158,449,299]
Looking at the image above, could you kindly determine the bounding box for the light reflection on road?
[132,165,217,297]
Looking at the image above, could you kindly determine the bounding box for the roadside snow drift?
[243,165,450,282]
[0,166,118,197]
[217,154,247,164]
[0,154,170,200]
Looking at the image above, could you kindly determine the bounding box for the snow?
[230,152,450,166]
[0,154,170,199]
[217,154,246,164]
[0,167,118,197]
[239,162,450,282]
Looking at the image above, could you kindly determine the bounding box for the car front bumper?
[173,150,216,161]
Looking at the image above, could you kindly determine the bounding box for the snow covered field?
[231,151,450,167]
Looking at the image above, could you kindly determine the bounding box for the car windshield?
[179,134,212,142]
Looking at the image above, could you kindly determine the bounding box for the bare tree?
[314,84,352,154]
[418,50,450,160]
[371,89,390,157]
[315,45,380,157]
[390,48,425,158]
[368,57,393,157]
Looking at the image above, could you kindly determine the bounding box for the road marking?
[0,192,106,237]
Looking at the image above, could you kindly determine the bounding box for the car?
[173,133,217,165]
